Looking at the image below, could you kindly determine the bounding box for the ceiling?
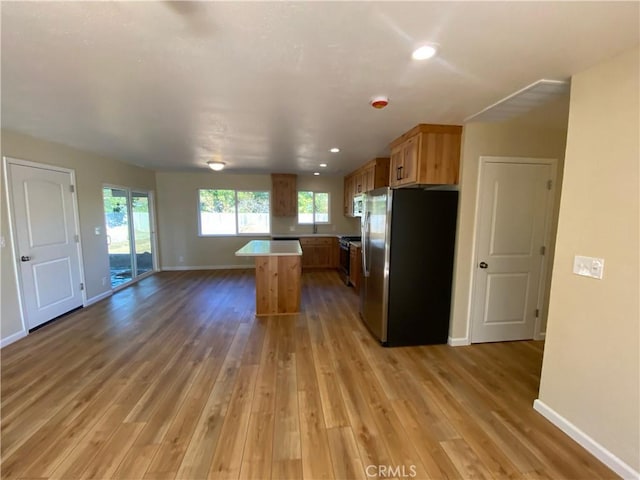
[1,2,638,175]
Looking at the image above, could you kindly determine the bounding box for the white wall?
[449,98,569,342]
[0,160,23,342]
[537,46,639,475]
[155,171,359,269]
[1,130,156,344]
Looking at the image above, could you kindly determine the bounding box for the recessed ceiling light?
[319,163,327,168]
[329,147,340,153]
[313,172,320,176]
[412,44,438,60]
[207,161,225,171]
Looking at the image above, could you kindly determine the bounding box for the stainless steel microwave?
[353,195,363,217]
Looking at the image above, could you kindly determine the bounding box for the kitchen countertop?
[271,233,359,239]
[235,240,302,256]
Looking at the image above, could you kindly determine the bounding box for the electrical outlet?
[179,255,184,263]
[573,255,605,279]
[289,226,295,232]
[102,276,107,286]
[95,226,101,235]
[0,236,5,248]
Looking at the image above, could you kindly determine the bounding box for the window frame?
[297,190,331,225]
[198,188,271,236]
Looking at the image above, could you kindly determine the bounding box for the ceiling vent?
[465,79,570,123]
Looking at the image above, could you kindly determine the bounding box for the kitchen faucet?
[313,222,318,234]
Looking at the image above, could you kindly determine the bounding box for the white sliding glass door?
[103,187,156,289]
[132,192,153,276]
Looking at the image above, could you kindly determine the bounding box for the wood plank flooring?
[1,269,616,479]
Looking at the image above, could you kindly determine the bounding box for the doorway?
[4,158,85,330]
[102,186,156,289]
[470,156,557,343]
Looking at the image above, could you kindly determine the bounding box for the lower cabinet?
[349,243,362,291]
[300,237,339,269]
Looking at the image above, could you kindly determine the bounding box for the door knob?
[479,261,488,269]
[21,256,31,262]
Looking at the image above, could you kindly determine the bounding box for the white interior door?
[7,161,83,329]
[471,158,554,343]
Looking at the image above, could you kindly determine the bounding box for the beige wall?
[538,47,639,472]
[450,100,569,340]
[156,171,359,269]
[1,160,23,339]
[1,130,156,342]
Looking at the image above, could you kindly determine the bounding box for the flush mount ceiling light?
[329,147,340,153]
[411,44,438,60]
[319,163,327,167]
[207,161,225,171]
[313,172,320,176]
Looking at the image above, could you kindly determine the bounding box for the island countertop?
[235,240,302,257]
[270,233,359,239]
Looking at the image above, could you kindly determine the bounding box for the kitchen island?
[235,240,302,316]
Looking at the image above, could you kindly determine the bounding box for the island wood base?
[254,255,301,316]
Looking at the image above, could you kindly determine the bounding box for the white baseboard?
[448,336,471,346]
[533,399,639,479]
[84,290,113,307]
[161,265,254,271]
[1,329,27,348]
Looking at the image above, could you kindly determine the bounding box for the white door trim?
[468,156,558,342]
[3,156,87,335]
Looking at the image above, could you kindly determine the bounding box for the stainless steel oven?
[338,235,361,285]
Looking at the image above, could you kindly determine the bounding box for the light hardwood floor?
[1,269,616,479]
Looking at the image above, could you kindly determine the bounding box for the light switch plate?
[0,236,5,248]
[573,255,605,279]
[94,226,101,235]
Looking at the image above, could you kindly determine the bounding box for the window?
[199,189,270,235]
[298,191,330,224]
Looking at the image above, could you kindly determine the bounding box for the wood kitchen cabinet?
[271,174,297,216]
[343,174,355,216]
[361,164,375,192]
[349,242,362,291]
[389,124,462,187]
[368,157,390,191]
[353,171,365,196]
[299,237,339,269]
[343,157,390,217]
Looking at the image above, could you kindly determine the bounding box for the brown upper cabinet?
[343,174,356,216]
[389,124,462,187]
[271,173,297,216]
[343,158,390,217]
[367,158,391,190]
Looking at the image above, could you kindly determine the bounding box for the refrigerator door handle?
[362,210,371,277]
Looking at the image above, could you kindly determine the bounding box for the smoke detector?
[370,96,389,109]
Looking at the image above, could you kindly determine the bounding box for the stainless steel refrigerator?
[360,187,458,346]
